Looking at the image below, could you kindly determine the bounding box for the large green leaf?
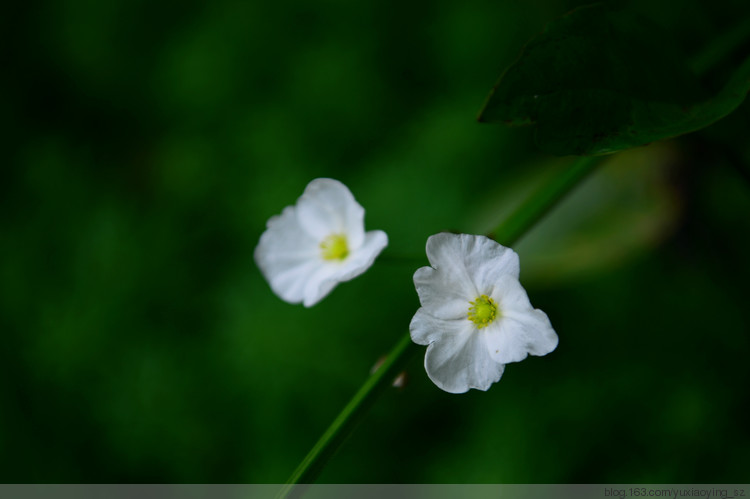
[478,3,750,156]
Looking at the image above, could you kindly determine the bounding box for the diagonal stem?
[689,15,750,76]
[489,155,601,246]
[276,333,418,499]
[277,155,603,499]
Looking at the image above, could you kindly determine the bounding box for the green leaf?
[477,3,750,156]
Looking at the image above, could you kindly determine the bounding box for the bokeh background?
[3,0,750,483]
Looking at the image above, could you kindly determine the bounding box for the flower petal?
[300,230,388,307]
[422,321,505,394]
[428,234,519,280]
[426,233,520,292]
[415,233,521,319]
[486,274,558,364]
[424,233,480,293]
[301,264,344,307]
[254,206,322,304]
[464,237,520,296]
[413,266,474,320]
[295,178,366,249]
[271,259,326,305]
[334,230,388,282]
[409,307,466,346]
[414,233,487,319]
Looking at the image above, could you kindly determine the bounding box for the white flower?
[410,233,558,393]
[254,178,388,307]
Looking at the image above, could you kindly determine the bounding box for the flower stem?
[278,155,602,498]
[689,15,750,76]
[489,155,602,246]
[276,333,418,499]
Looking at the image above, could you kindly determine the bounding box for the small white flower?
[254,178,388,307]
[410,233,558,393]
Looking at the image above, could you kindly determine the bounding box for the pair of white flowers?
[255,178,558,393]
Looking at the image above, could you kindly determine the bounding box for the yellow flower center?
[320,233,349,261]
[467,295,499,329]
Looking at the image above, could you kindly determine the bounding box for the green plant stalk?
[489,155,601,246]
[277,155,603,499]
[276,333,418,499]
[689,15,750,76]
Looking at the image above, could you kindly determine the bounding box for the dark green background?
[3,0,749,483]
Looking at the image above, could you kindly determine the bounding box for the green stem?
[278,155,603,498]
[489,156,601,246]
[276,333,419,499]
[689,15,750,76]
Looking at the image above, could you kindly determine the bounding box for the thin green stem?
[489,156,601,246]
[277,156,603,499]
[276,333,419,499]
[689,15,750,76]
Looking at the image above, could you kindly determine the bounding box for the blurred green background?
[3,0,750,483]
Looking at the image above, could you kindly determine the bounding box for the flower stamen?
[320,233,349,261]
[467,294,498,329]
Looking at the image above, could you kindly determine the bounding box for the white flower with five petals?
[255,178,388,307]
[410,233,558,393]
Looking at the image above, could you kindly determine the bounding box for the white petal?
[490,273,535,312]
[334,230,388,282]
[422,321,505,394]
[415,233,520,319]
[254,206,322,304]
[424,233,480,293]
[426,233,520,293]
[409,307,466,346]
[428,234,519,281]
[486,275,558,364]
[270,259,325,305]
[413,233,477,319]
[300,230,388,307]
[413,266,474,320]
[302,264,343,307]
[464,237,520,296]
[295,178,366,249]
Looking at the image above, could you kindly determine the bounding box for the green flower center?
[320,233,349,261]
[468,294,499,329]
